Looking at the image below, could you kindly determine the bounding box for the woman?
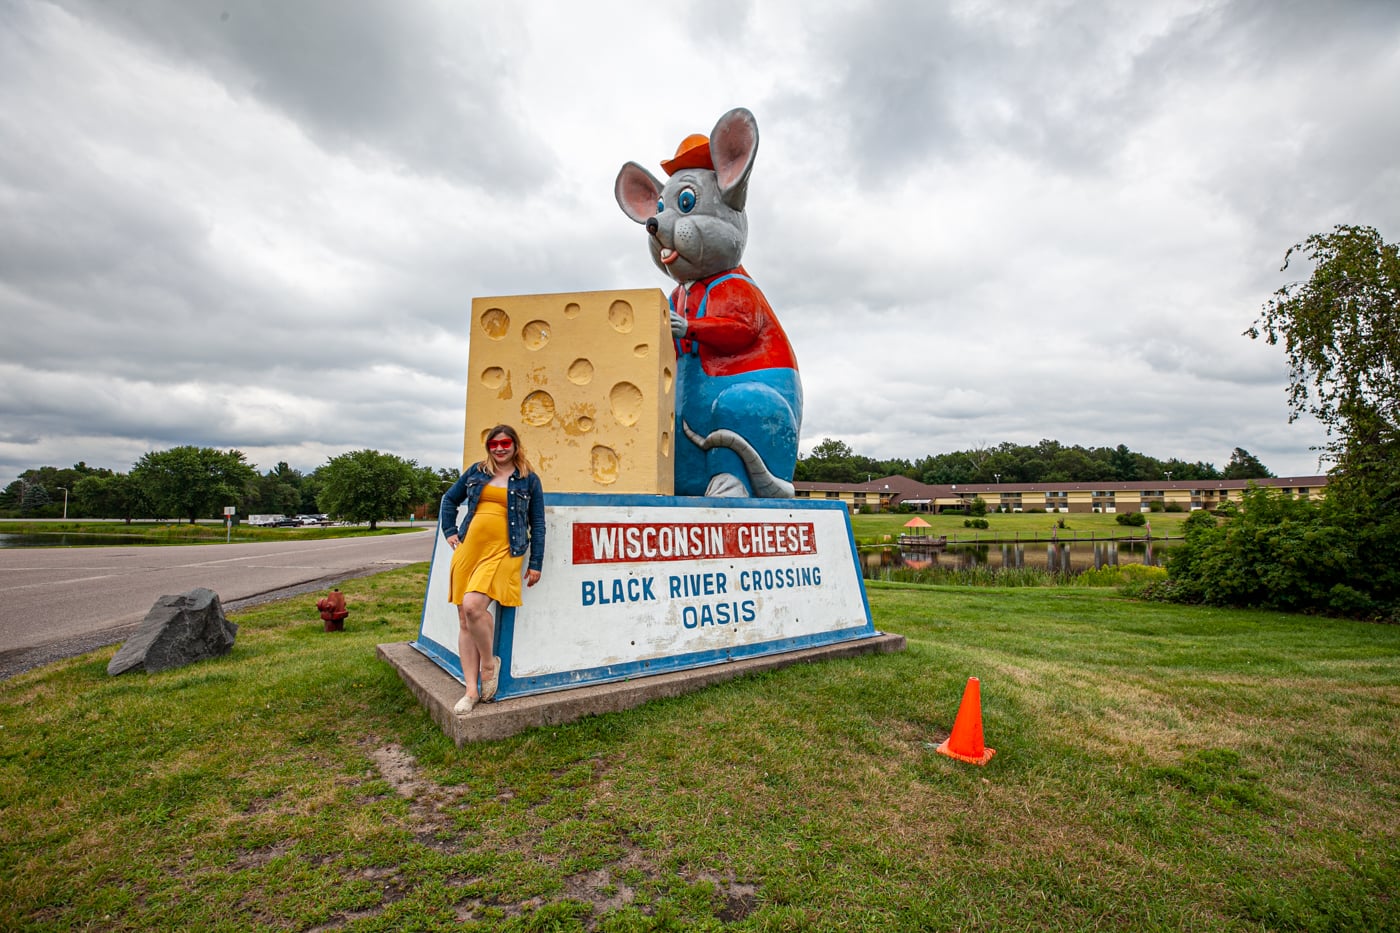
[438,424,545,714]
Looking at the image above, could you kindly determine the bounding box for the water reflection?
[0,533,168,548]
[863,539,1172,577]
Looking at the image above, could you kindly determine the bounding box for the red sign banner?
[572,521,817,565]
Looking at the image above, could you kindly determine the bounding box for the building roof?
[794,474,1329,503]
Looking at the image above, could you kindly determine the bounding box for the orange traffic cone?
[936,676,996,765]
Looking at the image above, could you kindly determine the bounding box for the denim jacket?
[438,463,546,572]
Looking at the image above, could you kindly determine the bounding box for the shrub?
[1115,512,1147,527]
[1079,563,1168,590]
[969,497,988,517]
[1160,486,1384,617]
[1164,502,1185,512]
[963,518,989,529]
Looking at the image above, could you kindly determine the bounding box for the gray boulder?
[107,588,238,676]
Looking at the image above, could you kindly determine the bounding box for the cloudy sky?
[3,0,1397,488]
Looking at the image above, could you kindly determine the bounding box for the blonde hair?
[478,424,533,477]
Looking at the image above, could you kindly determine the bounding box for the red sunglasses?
[487,438,514,450]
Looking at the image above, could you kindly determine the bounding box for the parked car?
[274,517,301,527]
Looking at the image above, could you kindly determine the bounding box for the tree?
[1162,457,1220,481]
[795,437,887,484]
[1248,224,1399,469]
[316,449,434,530]
[1221,448,1273,480]
[1255,225,1400,609]
[131,446,258,524]
[250,462,304,516]
[73,473,149,523]
[1159,224,1400,619]
[808,438,854,461]
[2,479,51,515]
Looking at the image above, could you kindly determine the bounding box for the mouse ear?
[615,162,663,224]
[710,108,758,212]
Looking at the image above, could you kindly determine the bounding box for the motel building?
[793,474,1330,514]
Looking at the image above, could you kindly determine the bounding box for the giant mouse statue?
[615,107,802,498]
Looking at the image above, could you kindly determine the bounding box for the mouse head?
[615,108,759,283]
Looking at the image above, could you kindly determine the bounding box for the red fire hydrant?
[316,589,349,631]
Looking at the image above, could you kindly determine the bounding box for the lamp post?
[994,473,1001,485]
[1164,472,1172,482]
[57,486,68,520]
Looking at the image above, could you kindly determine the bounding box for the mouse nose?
[645,217,659,235]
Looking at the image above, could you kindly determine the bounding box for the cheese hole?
[480,308,509,339]
[567,358,594,385]
[521,390,555,426]
[522,320,550,350]
[591,446,619,485]
[608,300,634,334]
[609,382,643,426]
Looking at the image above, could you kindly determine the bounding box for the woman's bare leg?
[457,600,482,701]
[459,592,496,696]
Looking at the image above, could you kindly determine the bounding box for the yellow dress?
[449,485,524,607]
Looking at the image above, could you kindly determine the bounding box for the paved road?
[0,531,435,678]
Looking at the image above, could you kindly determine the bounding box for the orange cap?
[661,133,712,176]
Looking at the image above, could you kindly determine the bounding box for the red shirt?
[671,267,799,376]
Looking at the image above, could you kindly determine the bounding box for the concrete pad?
[378,632,906,745]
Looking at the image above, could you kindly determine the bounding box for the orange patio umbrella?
[903,516,932,535]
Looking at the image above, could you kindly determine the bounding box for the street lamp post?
[57,486,68,520]
[994,473,1001,485]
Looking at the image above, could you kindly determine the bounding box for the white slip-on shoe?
[481,656,502,702]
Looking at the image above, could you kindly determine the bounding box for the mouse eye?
[678,188,697,213]
[656,198,664,214]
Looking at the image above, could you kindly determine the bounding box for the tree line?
[4,435,1281,527]
[795,438,1275,485]
[7,433,1279,528]
[0,447,459,530]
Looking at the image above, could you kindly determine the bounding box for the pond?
[0,533,193,548]
[862,539,1177,577]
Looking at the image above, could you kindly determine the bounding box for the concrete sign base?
[378,632,906,745]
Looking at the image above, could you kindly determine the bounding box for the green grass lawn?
[850,509,1189,544]
[2,567,1396,930]
[0,520,425,544]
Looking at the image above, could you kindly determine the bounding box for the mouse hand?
[670,309,689,339]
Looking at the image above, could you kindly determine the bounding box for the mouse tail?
[681,421,795,498]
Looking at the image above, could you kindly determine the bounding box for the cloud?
[3,0,1395,490]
